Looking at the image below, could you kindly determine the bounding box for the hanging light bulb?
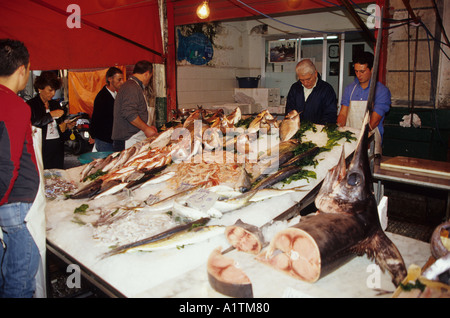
[196,0,210,19]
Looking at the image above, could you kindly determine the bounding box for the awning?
[0,0,164,70]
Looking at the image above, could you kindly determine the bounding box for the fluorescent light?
[301,36,338,41]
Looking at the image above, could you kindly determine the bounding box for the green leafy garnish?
[236,116,255,128]
[400,280,426,292]
[83,170,107,182]
[284,170,317,184]
[74,204,89,214]
[321,124,356,151]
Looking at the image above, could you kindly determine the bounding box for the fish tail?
[358,230,407,287]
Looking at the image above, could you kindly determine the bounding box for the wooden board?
[380,156,450,179]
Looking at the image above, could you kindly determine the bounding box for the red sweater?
[0,84,39,205]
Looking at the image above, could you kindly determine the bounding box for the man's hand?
[143,125,158,138]
[337,105,349,127]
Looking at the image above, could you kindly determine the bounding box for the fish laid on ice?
[144,185,203,213]
[207,185,243,200]
[212,190,256,213]
[225,219,265,255]
[101,218,224,258]
[258,114,407,287]
[148,127,175,149]
[71,179,103,199]
[227,107,242,125]
[207,246,253,298]
[93,182,128,199]
[131,171,176,190]
[252,146,319,190]
[280,110,300,141]
[173,198,223,220]
[248,110,275,133]
[248,186,306,202]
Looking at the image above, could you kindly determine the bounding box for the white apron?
[345,86,382,155]
[27,126,47,298]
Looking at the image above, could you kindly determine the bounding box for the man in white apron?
[337,52,391,156]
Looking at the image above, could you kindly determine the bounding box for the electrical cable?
[425,27,444,145]
[235,0,343,34]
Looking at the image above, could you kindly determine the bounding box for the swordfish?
[259,115,407,287]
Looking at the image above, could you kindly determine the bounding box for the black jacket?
[90,86,115,143]
[27,95,68,143]
[285,75,337,125]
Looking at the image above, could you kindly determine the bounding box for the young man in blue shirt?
[337,52,391,142]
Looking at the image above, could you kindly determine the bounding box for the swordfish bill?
[258,114,407,287]
[365,6,384,114]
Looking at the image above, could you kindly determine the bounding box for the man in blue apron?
[337,52,391,155]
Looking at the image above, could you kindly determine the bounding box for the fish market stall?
[44,108,433,298]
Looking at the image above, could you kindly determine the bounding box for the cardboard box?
[208,103,252,115]
[234,88,281,108]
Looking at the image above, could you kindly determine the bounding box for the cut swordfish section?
[225,219,265,255]
[257,213,364,283]
[207,247,253,298]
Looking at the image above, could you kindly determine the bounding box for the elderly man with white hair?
[285,59,337,125]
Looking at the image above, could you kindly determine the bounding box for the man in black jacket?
[285,59,337,125]
[90,67,124,152]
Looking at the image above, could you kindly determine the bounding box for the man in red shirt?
[0,39,40,297]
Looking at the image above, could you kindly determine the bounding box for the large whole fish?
[258,115,407,287]
[101,217,224,258]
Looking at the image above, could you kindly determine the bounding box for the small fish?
[280,110,300,141]
[248,110,269,133]
[93,182,128,199]
[100,152,121,173]
[144,185,203,213]
[279,146,320,168]
[130,170,176,190]
[80,158,104,182]
[101,218,224,258]
[208,185,243,199]
[252,164,303,190]
[71,179,103,199]
[148,127,175,149]
[248,186,306,202]
[173,199,223,220]
[234,166,252,192]
[212,190,256,213]
[227,107,242,125]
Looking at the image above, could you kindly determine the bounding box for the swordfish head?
[315,113,374,216]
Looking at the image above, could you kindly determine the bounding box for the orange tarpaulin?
[68,67,126,116]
